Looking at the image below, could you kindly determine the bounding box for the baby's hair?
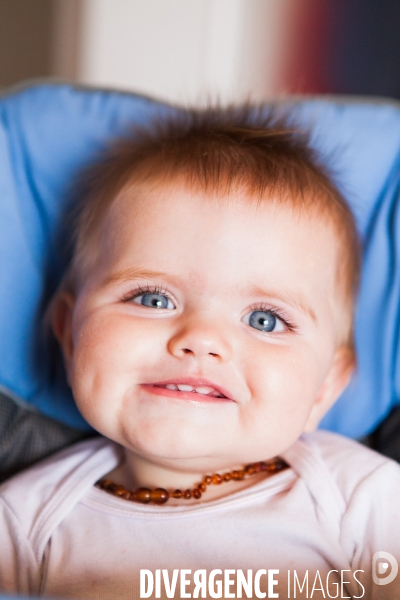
[62,104,361,354]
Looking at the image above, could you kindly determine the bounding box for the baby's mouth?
[142,378,234,401]
[153,383,226,398]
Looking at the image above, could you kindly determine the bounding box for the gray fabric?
[0,391,94,483]
[370,406,400,463]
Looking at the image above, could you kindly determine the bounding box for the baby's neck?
[104,448,284,505]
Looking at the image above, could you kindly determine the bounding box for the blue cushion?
[0,83,399,437]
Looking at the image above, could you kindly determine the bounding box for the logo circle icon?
[372,552,398,585]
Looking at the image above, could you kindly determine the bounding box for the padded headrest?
[1,83,399,437]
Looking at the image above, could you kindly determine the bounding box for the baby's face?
[56,181,352,472]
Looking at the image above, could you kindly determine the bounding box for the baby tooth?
[195,386,215,395]
[166,384,178,390]
[177,384,193,392]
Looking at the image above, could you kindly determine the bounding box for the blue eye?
[133,293,175,310]
[244,310,285,333]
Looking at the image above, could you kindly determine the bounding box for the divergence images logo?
[372,552,398,586]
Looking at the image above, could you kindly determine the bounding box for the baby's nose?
[167,317,232,362]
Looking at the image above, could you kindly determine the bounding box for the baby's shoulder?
[305,429,393,469]
[0,436,120,540]
[288,430,400,504]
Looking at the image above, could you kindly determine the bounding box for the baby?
[1,105,400,600]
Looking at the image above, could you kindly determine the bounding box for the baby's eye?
[133,293,175,310]
[243,310,285,333]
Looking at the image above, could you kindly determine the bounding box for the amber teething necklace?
[96,458,289,505]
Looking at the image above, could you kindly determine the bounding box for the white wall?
[55,0,294,105]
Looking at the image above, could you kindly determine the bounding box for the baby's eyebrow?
[245,284,317,323]
[101,268,178,288]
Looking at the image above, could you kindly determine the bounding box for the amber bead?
[192,488,202,499]
[113,485,131,500]
[244,464,256,475]
[203,475,212,485]
[133,488,152,503]
[171,489,183,499]
[223,473,231,481]
[120,490,132,500]
[211,474,223,485]
[150,488,169,504]
[112,484,128,497]
[198,483,207,493]
[107,483,120,493]
[183,490,192,499]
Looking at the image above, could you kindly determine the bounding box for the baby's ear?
[303,346,355,432]
[50,292,75,382]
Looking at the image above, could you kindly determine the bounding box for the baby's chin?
[120,427,234,469]
[117,423,298,476]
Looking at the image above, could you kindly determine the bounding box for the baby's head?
[52,106,360,473]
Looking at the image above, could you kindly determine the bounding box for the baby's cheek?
[249,344,321,413]
[69,315,133,420]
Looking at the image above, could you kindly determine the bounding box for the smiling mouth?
[142,380,232,401]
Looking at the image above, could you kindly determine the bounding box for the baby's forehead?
[103,179,342,274]
[107,177,340,239]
